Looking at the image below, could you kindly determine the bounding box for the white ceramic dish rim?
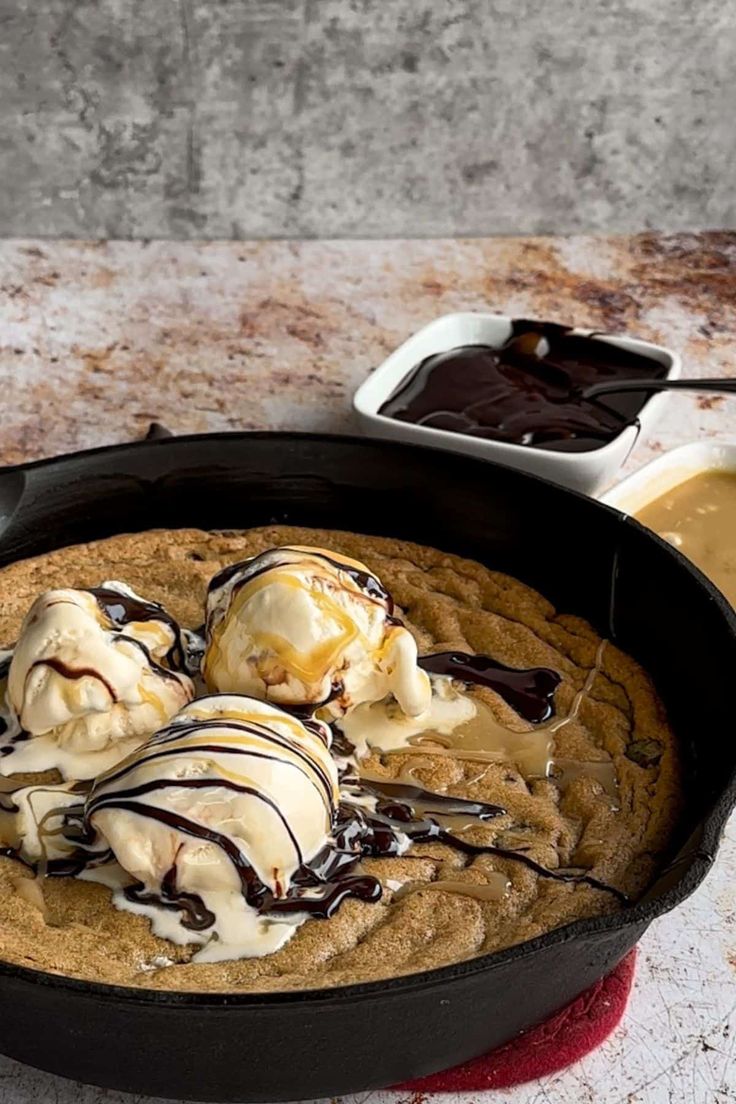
[353,311,681,471]
[601,439,736,514]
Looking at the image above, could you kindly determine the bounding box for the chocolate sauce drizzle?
[355,776,505,819]
[30,657,118,702]
[112,713,337,815]
[2,575,626,941]
[66,763,625,936]
[94,799,271,912]
[0,732,27,756]
[17,640,625,933]
[126,863,216,931]
[0,655,12,739]
[311,550,394,613]
[282,685,344,722]
[90,586,189,671]
[0,587,195,767]
[419,652,560,724]
[338,784,628,904]
[207,548,395,621]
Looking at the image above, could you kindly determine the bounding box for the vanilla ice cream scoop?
[85,694,340,961]
[3,582,195,779]
[202,546,431,719]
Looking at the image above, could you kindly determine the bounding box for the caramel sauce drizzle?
[393,873,511,903]
[204,548,397,693]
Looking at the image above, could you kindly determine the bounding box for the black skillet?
[0,432,733,1102]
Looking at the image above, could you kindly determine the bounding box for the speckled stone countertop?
[2,232,736,465]
[1,233,735,1104]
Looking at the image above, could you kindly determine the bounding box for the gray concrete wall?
[0,0,733,240]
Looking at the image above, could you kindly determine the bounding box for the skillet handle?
[0,467,27,545]
[144,422,174,440]
[0,450,155,567]
[0,424,176,561]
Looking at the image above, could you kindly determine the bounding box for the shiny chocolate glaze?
[90,587,189,671]
[379,320,667,452]
[419,652,560,724]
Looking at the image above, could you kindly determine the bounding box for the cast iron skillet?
[0,432,733,1102]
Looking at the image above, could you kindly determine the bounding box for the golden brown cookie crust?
[0,526,680,992]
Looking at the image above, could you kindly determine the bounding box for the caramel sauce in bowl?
[603,441,736,609]
[636,470,736,606]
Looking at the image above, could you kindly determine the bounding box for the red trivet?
[397,949,636,1092]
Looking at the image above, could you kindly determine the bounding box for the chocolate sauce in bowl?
[379,320,667,452]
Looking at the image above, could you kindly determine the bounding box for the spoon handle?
[582,377,736,400]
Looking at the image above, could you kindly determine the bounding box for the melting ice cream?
[84,694,341,961]
[2,583,194,778]
[203,547,431,719]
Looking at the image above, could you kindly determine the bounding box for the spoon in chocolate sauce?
[580,377,736,401]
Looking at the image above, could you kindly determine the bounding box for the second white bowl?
[601,439,736,514]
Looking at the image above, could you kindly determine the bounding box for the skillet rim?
[0,430,731,1008]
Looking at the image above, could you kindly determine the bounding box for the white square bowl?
[601,439,736,514]
[353,312,680,495]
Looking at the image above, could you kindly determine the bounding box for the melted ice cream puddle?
[341,642,612,791]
